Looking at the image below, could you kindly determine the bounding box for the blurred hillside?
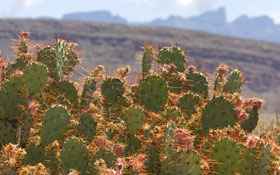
[1,19,280,113]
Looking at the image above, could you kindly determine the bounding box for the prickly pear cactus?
[23,62,48,95]
[101,77,125,106]
[138,75,168,112]
[142,45,153,76]
[158,46,186,72]
[81,77,96,106]
[185,71,208,97]
[121,106,144,135]
[161,149,203,175]
[41,105,70,146]
[0,33,279,175]
[179,93,201,118]
[77,113,97,142]
[202,97,236,132]
[60,137,90,173]
[0,76,25,120]
[23,144,46,166]
[223,69,243,94]
[211,137,241,175]
[241,107,259,133]
[0,120,18,148]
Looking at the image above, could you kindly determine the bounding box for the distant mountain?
[61,8,280,43]
[63,10,127,24]
[149,7,280,43]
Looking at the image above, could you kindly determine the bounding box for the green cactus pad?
[202,97,236,132]
[81,77,97,106]
[118,136,142,156]
[60,137,90,173]
[161,149,203,175]
[142,45,153,76]
[51,81,79,107]
[41,105,70,146]
[214,75,225,92]
[145,145,160,174]
[185,71,208,97]
[0,119,17,148]
[101,77,125,106]
[211,138,241,175]
[0,76,25,120]
[223,69,243,94]
[241,107,259,133]
[239,146,261,175]
[260,146,272,175]
[37,46,58,80]
[23,144,46,166]
[167,73,183,94]
[55,39,67,79]
[77,113,97,142]
[121,107,144,135]
[179,93,200,118]
[23,62,48,95]
[91,149,116,169]
[64,43,80,74]
[158,46,186,72]
[163,107,181,120]
[138,75,168,113]
[45,149,60,175]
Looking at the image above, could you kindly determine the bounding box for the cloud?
[2,0,44,17]
[176,0,194,6]
[24,0,43,8]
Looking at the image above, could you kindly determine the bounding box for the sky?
[0,0,280,23]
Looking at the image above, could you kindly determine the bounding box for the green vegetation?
[0,32,279,174]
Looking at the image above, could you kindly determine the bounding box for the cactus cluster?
[0,33,279,175]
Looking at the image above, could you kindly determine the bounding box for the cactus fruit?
[77,113,97,142]
[158,46,186,72]
[121,106,144,135]
[60,137,90,173]
[202,97,236,132]
[41,105,70,145]
[23,144,46,166]
[101,77,125,106]
[223,69,243,94]
[23,62,48,95]
[211,137,241,175]
[179,93,200,118]
[185,71,208,97]
[138,75,168,112]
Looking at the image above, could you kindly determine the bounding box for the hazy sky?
[0,0,280,23]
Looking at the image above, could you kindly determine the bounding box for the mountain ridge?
[61,7,280,43]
